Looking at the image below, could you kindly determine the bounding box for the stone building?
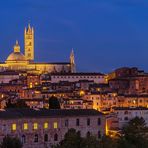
[0,24,76,74]
[113,107,148,128]
[0,109,106,148]
[50,73,106,84]
[116,94,148,108]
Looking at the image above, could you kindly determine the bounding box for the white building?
[50,73,106,84]
[113,107,148,129]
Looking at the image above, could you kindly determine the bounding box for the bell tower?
[70,49,76,73]
[24,24,34,61]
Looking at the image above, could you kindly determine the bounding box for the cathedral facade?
[0,24,76,74]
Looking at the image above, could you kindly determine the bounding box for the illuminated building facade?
[0,109,105,148]
[0,24,76,74]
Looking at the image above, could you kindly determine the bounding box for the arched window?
[124,111,128,115]
[77,131,81,137]
[34,134,38,143]
[54,134,58,141]
[124,117,128,121]
[87,118,90,126]
[86,131,90,137]
[21,135,26,144]
[44,134,48,142]
[98,131,101,139]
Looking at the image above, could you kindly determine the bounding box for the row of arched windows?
[20,131,101,144]
[21,133,58,144]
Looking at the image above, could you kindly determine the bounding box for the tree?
[82,135,100,148]
[48,96,60,109]
[118,117,148,148]
[5,99,29,109]
[53,128,100,148]
[0,135,22,148]
[100,136,117,148]
[53,128,83,148]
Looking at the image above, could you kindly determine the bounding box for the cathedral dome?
[6,52,26,61]
[6,41,27,63]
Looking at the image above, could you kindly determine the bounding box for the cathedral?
[0,24,76,74]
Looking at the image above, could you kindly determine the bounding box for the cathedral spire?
[14,40,20,53]
[27,23,31,32]
[70,49,76,73]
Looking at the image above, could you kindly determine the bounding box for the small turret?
[14,40,20,53]
[70,49,76,73]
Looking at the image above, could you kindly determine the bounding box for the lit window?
[23,123,28,130]
[29,82,33,88]
[53,122,58,129]
[44,122,48,129]
[12,123,16,131]
[33,123,38,130]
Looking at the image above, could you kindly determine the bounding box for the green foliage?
[48,96,60,109]
[82,136,100,148]
[0,135,22,148]
[54,129,83,148]
[118,117,148,148]
[5,99,29,108]
[100,136,117,148]
[53,128,100,148]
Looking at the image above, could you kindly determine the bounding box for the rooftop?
[0,109,104,119]
[51,72,104,76]
[113,107,148,110]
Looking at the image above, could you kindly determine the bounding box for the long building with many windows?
[0,109,106,148]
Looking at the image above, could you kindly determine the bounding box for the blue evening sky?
[0,0,148,73]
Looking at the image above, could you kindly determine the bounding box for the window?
[98,118,101,125]
[124,117,129,121]
[76,119,79,126]
[44,134,48,142]
[29,83,32,88]
[124,111,128,115]
[86,131,90,137]
[65,119,69,127]
[21,135,26,144]
[53,122,58,129]
[54,134,58,141]
[44,122,48,129]
[34,134,38,143]
[28,53,31,57]
[98,131,101,139]
[23,123,28,130]
[33,123,38,130]
[87,118,90,126]
[77,131,81,136]
[12,124,16,131]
